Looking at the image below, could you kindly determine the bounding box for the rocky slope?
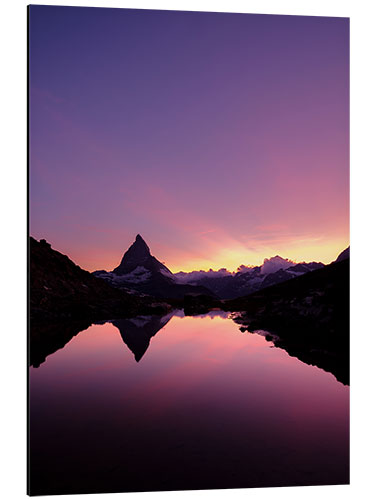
[30,237,170,322]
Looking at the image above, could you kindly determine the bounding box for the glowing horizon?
[29,7,349,273]
[30,231,349,274]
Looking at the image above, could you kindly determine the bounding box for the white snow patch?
[120,266,152,283]
[128,316,154,328]
[96,267,152,284]
[174,268,233,283]
[260,256,295,275]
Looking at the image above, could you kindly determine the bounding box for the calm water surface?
[29,311,349,495]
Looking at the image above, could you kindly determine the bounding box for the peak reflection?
[111,312,174,362]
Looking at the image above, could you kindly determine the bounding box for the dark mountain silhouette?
[93,235,216,300]
[175,259,324,299]
[30,237,169,322]
[335,246,349,262]
[113,234,172,276]
[30,313,174,368]
[30,319,92,368]
[96,236,328,300]
[30,238,349,385]
[224,254,349,385]
[112,312,173,361]
[29,237,171,366]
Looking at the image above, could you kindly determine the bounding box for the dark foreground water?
[29,311,349,495]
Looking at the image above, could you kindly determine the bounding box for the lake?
[29,311,349,495]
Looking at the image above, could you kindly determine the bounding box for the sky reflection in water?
[29,312,349,494]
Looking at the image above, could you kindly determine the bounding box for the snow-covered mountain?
[93,235,215,299]
[112,234,173,278]
[173,255,325,299]
[94,237,349,300]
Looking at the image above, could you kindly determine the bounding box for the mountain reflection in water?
[112,310,232,362]
[30,309,348,385]
[112,313,174,362]
[29,312,349,495]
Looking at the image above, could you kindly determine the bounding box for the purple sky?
[29,6,349,272]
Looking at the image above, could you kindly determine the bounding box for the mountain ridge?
[174,256,325,299]
[29,237,171,322]
[93,235,349,300]
[93,234,216,299]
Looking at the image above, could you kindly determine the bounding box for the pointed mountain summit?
[112,234,172,276]
[93,235,216,299]
[112,312,174,362]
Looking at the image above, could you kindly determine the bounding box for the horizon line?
[30,234,349,275]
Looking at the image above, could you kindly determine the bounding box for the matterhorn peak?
[111,234,173,278]
[132,234,150,251]
[135,233,146,243]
